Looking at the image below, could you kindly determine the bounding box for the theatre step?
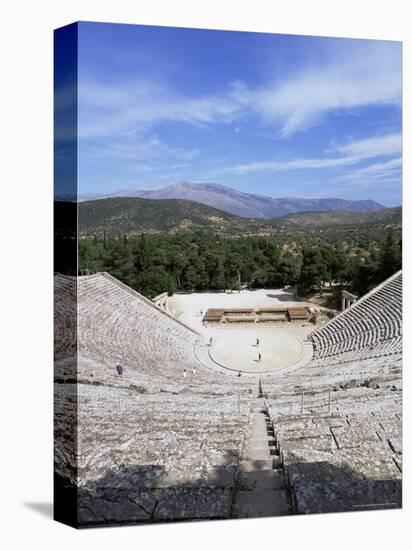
[232,406,292,518]
[238,469,285,491]
[232,489,291,518]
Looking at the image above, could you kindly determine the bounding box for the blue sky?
[77,23,402,205]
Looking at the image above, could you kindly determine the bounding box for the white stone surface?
[209,327,303,373]
[54,270,403,523]
[168,287,315,334]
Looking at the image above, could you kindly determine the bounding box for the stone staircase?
[231,398,292,518]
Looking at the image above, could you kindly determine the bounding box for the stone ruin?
[54,270,402,525]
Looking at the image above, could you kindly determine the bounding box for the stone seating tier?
[309,271,402,359]
[55,273,255,394]
[54,270,403,521]
[265,373,402,513]
[55,383,250,525]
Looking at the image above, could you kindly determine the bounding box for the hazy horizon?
[75,180,396,207]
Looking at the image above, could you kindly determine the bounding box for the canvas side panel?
[54,22,79,528]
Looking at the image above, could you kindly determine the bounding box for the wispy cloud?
[179,148,201,161]
[82,133,201,165]
[336,157,402,185]
[78,42,401,141]
[209,132,402,177]
[78,80,246,139]
[251,43,401,136]
[335,133,401,158]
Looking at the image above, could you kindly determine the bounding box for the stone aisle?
[232,400,292,518]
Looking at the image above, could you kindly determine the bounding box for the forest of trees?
[298,230,401,299]
[78,229,401,305]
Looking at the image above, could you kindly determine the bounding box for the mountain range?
[78,196,400,238]
[77,181,384,219]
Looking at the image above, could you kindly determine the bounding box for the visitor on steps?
[192,366,197,376]
[116,363,123,377]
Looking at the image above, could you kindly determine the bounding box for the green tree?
[378,230,401,280]
[299,247,328,294]
[137,266,176,298]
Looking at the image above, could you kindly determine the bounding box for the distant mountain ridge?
[78,197,258,237]
[76,181,385,219]
[271,207,402,228]
[78,197,400,238]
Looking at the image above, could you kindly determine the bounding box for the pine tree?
[379,230,401,280]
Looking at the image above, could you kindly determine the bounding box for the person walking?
[258,352,262,362]
[256,338,260,347]
[116,362,123,377]
[183,369,187,379]
[192,366,197,376]
[209,336,213,346]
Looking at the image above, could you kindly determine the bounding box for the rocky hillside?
[271,207,402,228]
[78,197,400,239]
[78,197,262,237]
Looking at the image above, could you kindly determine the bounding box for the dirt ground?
[168,288,316,373]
